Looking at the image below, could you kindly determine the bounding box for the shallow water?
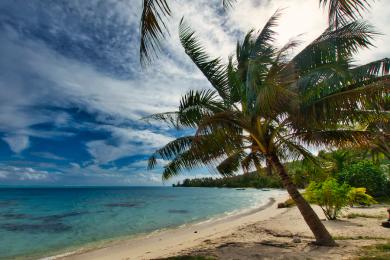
[0,186,284,259]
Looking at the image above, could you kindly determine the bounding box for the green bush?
[339,160,387,197]
[348,187,377,207]
[305,178,351,220]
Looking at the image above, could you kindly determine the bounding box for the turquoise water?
[0,187,284,259]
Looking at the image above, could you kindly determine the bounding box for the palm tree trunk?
[265,158,273,176]
[269,154,336,246]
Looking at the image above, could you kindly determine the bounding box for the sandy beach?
[53,194,390,260]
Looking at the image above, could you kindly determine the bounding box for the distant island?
[172,172,283,188]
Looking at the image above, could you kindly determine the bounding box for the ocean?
[0,187,284,259]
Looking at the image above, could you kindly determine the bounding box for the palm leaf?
[250,9,282,58]
[178,89,226,127]
[241,152,263,173]
[216,151,244,176]
[179,19,230,100]
[148,136,194,170]
[289,21,377,77]
[298,129,374,147]
[142,111,180,128]
[162,150,201,180]
[351,58,390,80]
[140,0,171,66]
[222,0,236,9]
[319,0,372,27]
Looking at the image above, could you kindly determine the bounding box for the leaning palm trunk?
[265,158,273,176]
[269,154,336,246]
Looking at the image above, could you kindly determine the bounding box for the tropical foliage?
[339,160,388,197]
[305,179,377,220]
[305,178,351,220]
[288,148,390,189]
[139,0,376,64]
[347,187,377,207]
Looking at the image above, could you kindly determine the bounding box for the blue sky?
[0,0,388,185]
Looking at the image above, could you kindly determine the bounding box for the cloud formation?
[0,0,388,185]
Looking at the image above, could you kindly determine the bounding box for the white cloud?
[0,165,53,181]
[0,0,388,184]
[2,135,29,153]
[0,170,9,179]
[86,126,174,164]
[31,152,67,161]
[18,168,50,181]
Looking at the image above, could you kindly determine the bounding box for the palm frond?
[227,56,243,104]
[179,19,230,100]
[178,89,226,127]
[148,136,194,170]
[300,76,390,125]
[319,0,372,27]
[251,9,282,58]
[195,111,250,137]
[351,58,390,80]
[290,21,377,77]
[222,0,236,9]
[142,111,180,128]
[216,151,244,176]
[162,150,201,180]
[140,0,171,66]
[241,152,264,173]
[276,137,319,165]
[298,129,374,148]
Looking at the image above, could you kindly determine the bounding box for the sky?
[0,0,389,186]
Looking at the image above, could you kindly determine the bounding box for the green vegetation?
[280,197,296,208]
[305,178,379,220]
[305,178,351,220]
[146,0,388,247]
[347,187,377,207]
[344,212,385,219]
[359,241,390,260]
[139,0,375,64]
[339,160,388,197]
[173,172,282,188]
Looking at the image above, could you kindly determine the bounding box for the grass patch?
[334,236,386,241]
[344,213,385,219]
[358,241,390,260]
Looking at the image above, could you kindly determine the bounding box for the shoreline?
[49,193,288,260]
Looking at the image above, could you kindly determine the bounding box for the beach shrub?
[277,197,296,208]
[305,178,351,220]
[347,187,377,207]
[339,160,387,197]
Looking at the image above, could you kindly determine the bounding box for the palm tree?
[139,0,374,65]
[318,149,353,174]
[147,11,389,246]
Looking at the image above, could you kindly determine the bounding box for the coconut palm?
[139,0,374,64]
[147,10,389,246]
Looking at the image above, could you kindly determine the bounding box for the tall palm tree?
[147,11,389,246]
[318,149,353,174]
[139,0,374,65]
